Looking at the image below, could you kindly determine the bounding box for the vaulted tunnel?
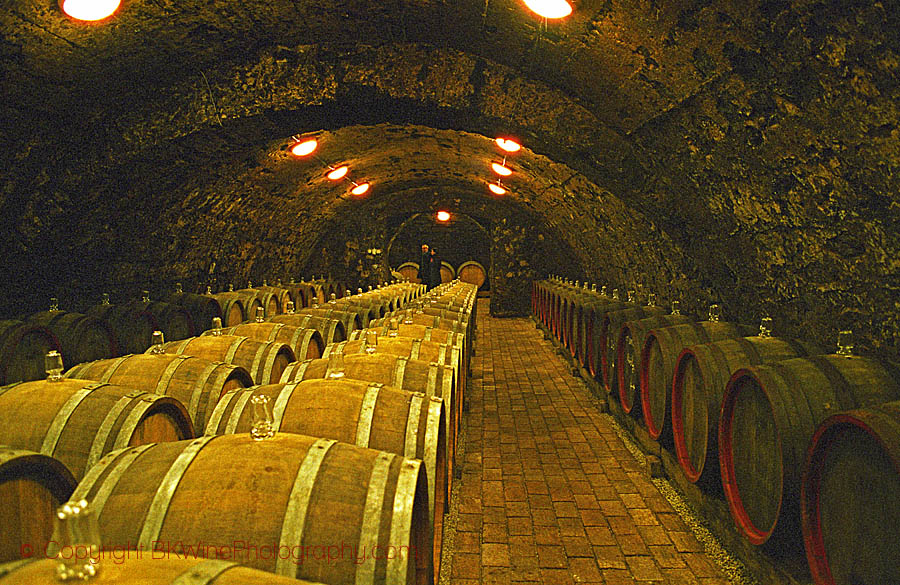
[2,2,898,357]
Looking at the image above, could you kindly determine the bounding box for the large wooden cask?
[0,379,193,481]
[87,303,160,356]
[296,307,362,336]
[801,400,900,585]
[206,380,449,574]
[718,354,900,546]
[149,335,295,386]
[25,311,116,370]
[201,322,324,361]
[268,314,346,345]
[0,321,60,385]
[71,434,433,585]
[64,354,253,436]
[167,290,224,334]
[0,448,76,563]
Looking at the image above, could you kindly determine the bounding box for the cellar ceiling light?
[489,182,507,195]
[492,162,513,176]
[351,182,370,196]
[523,0,573,19]
[495,138,521,153]
[436,211,451,222]
[60,0,121,21]
[327,166,349,180]
[290,139,318,157]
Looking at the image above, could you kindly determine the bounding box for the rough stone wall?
[620,0,900,359]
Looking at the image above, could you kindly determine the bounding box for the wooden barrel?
[438,261,455,284]
[87,303,159,356]
[167,291,224,334]
[283,282,313,308]
[616,314,695,414]
[237,287,280,317]
[671,335,822,485]
[71,434,433,585]
[0,557,330,585]
[24,312,116,370]
[0,379,193,481]
[331,300,384,326]
[254,286,294,314]
[297,308,362,335]
[268,314,346,345]
[0,321,60,385]
[0,448,76,563]
[370,315,467,337]
[718,354,900,546]
[130,301,195,343]
[64,354,253,436]
[582,298,628,377]
[202,323,324,361]
[279,354,458,468]
[600,306,667,393]
[457,261,487,290]
[640,321,754,441]
[206,380,448,573]
[150,335,295,386]
[801,401,900,585]
[208,293,247,326]
[350,324,469,378]
[397,262,421,284]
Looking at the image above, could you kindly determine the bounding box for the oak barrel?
[718,354,900,545]
[25,311,116,370]
[457,261,486,290]
[616,314,694,414]
[397,262,421,284]
[87,303,159,356]
[296,307,362,336]
[206,380,449,572]
[600,306,667,393]
[64,354,253,436]
[71,434,433,585]
[269,314,346,345]
[640,321,754,441]
[202,322,324,361]
[0,557,329,585]
[0,321,60,385]
[150,335,295,386]
[0,448,76,563]
[670,335,822,485]
[130,301,195,343]
[0,379,193,480]
[208,293,246,327]
[167,291,224,334]
[801,400,900,585]
[581,298,628,377]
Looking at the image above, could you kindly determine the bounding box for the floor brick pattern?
[449,303,731,585]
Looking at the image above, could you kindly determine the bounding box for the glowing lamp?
[60,0,121,21]
[492,162,513,176]
[489,183,507,196]
[327,166,349,180]
[290,139,318,157]
[495,138,522,152]
[523,0,573,19]
[436,211,451,222]
[351,182,370,196]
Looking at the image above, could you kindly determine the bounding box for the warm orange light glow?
[351,183,370,196]
[495,138,522,153]
[523,0,573,18]
[60,0,121,21]
[489,183,507,195]
[492,162,513,176]
[327,166,349,180]
[290,139,318,157]
[436,211,451,222]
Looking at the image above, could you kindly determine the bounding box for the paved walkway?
[446,301,732,585]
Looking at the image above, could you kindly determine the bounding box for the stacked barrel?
[533,276,900,585]
[0,277,462,585]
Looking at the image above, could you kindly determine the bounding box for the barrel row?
[533,277,900,585]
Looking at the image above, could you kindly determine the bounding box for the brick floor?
[447,300,731,585]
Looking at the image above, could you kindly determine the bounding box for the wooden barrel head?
[0,322,60,385]
[0,449,76,563]
[456,261,486,289]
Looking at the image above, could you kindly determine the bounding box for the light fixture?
[436,210,451,222]
[492,162,512,176]
[327,165,349,180]
[290,138,318,157]
[523,0,572,19]
[350,182,370,196]
[60,0,121,21]
[495,138,521,153]
[489,182,507,196]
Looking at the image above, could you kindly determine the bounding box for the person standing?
[428,247,441,290]
[419,244,431,286]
